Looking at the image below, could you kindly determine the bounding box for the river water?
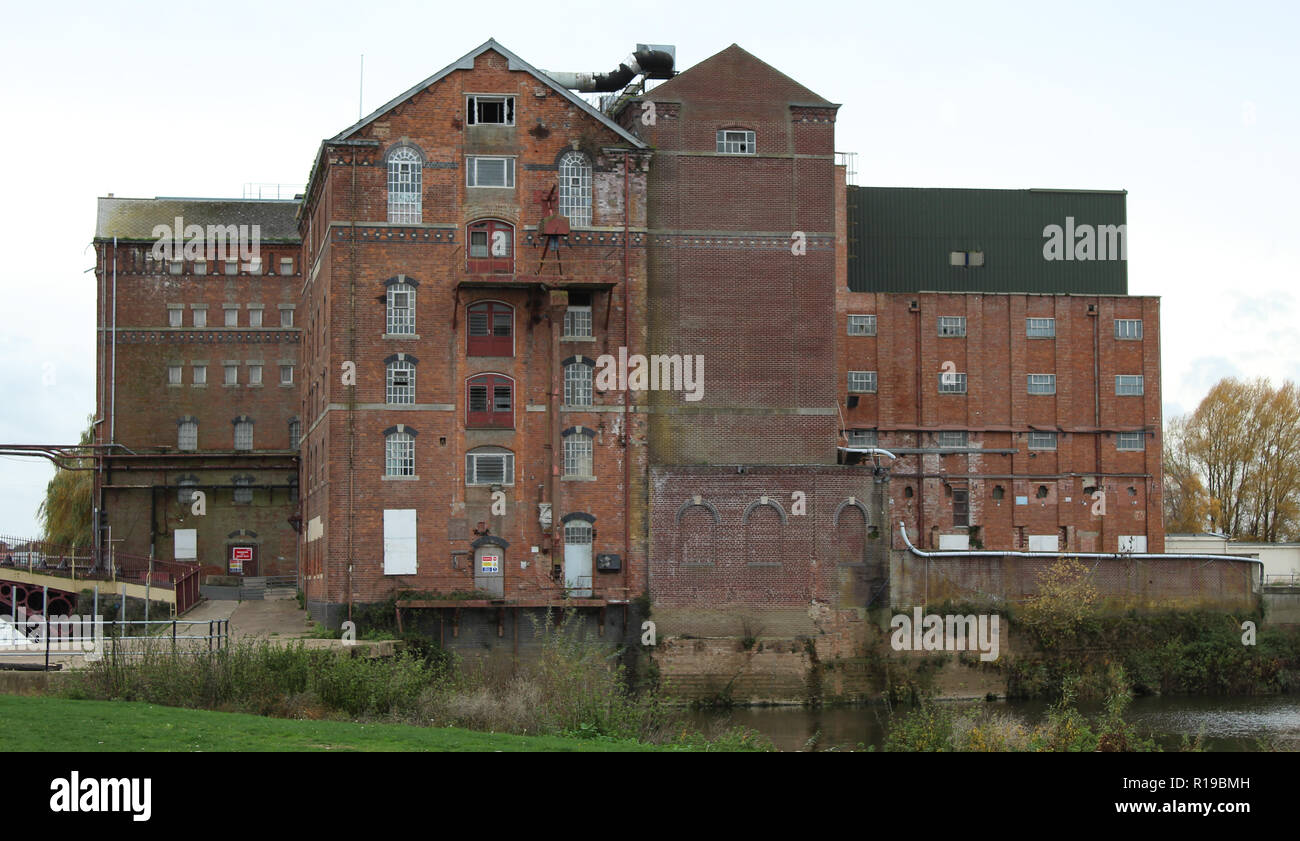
[688,694,1300,751]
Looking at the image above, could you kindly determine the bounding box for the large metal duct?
[544,44,676,92]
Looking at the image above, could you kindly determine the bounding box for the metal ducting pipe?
[545,44,676,92]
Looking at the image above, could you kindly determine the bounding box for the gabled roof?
[645,44,836,107]
[96,197,301,242]
[331,38,645,149]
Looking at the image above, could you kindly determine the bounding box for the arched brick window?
[387,146,422,223]
[558,152,592,227]
[467,219,514,274]
[467,373,514,429]
[467,301,513,356]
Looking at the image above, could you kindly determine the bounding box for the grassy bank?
[0,695,677,752]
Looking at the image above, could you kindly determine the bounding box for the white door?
[563,521,593,597]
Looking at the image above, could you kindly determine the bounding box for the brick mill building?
[93,40,1164,651]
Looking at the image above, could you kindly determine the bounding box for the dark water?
[687,694,1300,751]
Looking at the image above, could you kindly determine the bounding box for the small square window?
[1027,317,1056,338]
[193,260,207,275]
[1115,319,1143,340]
[280,308,294,328]
[167,365,182,385]
[193,309,207,328]
[224,260,238,276]
[247,258,263,275]
[280,257,294,275]
[280,365,294,386]
[1028,431,1058,450]
[1028,374,1056,395]
[937,431,968,448]
[224,308,238,327]
[193,365,207,385]
[169,260,183,275]
[249,364,263,385]
[224,365,238,385]
[847,429,877,447]
[467,156,515,188]
[938,372,967,393]
[1117,432,1145,451]
[847,371,877,393]
[938,316,966,337]
[716,130,756,154]
[168,308,183,327]
[467,95,515,126]
[233,477,253,504]
[1116,375,1144,396]
[847,314,877,336]
[249,308,263,328]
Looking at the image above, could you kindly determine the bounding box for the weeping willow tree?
[36,417,95,547]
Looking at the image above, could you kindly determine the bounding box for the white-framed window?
[385,430,415,476]
[280,365,294,386]
[1028,374,1056,395]
[387,146,422,223]
[1027,317,1056,338]
[847,428,877,447]
[224,365,238,385]
[1117,431,1145,451]
[233,476,253,504]
[563,292,593,338]
[168,307,183,327]
[565,520,593,548]
[558,151,592,227]
[247,257,263,276]
[224,260,238,276]
[937,431,969,448]
[938,316,967,337]
[193,365,207,385]
[249,308,263,328]
[223,308,238,327]
[169,260,183,275]
[387,283,415,335]
[177,478,198,505]
[280,257,294,275]
[938,372,967,393]
[1115,319,1143,340]
[466,156,515,188]
[564,361,593,407]
[1116,375,1144,396]
[288,418,301,450]
[249,364,263,386]
[563,433,594,478]
[178,420,197,451]
[1028,431,1058,450]
[387,359,415,404]
[167,365,182,385]
[193,261,207,276]
[716,130,756,154]
[466,95,515,125]
[234,419,254,451]
[466,447,514,485]
[848,371,877,393]
[280,307,294,328]
[193,309,207,328]
[949,251,985,267]
[847,314,877,336]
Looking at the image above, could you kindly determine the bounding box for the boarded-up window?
[383,509,417,575]
[679,507,716,564]
[175,528,197,560]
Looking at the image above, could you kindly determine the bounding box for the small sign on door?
[230,546,253,574]
[480,554,500,574]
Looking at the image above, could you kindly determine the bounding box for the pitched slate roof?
[330,38,645,149]
[95,197,301,242]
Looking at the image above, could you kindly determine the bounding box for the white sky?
[1,0,1296,537]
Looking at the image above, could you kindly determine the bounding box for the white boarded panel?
[1027,534,1059,552]
[938,534,969,551]
[383,509,417,575]
[174,528,197,560]
[1118,535,1147,553]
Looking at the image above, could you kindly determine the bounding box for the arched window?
[562,427,594,478]
[467,374,513,429]
[558,152,592,227]
[385,427,415,477]
[177,476,198,505]
[233,416,254,451]
[177,417,198,451]
[467,301,513,356]
[563,357,593,406]
[466,446,514,485]
[387,147,422,223]
[387,281,416,335]
[386,356,416,404]
[467,220,513,274]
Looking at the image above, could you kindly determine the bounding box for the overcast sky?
[0,0,1296,537]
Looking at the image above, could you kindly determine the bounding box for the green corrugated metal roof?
[847,186,1127,294]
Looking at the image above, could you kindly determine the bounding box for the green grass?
[0,695,678,752]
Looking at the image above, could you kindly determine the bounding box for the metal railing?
[0,617,230,667]
[1265,573,1300,588]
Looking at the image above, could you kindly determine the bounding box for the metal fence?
[0,616,230,668]
[0,534,202,614]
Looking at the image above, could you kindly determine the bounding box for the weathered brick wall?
[299,47,649,611]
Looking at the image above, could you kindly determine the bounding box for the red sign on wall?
[231,547,253,562]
